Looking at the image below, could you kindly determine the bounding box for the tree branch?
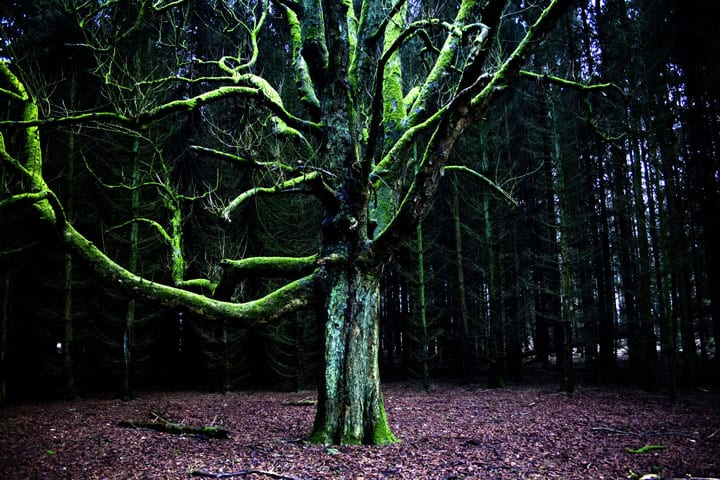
[371,0,573,258]
[0,191,51,212]
[221,171,334,221]
[443,165,518,206]
[0,111,132,129]
[0,62,29,101]
[0,84,321,138]
[213,253,344,301]
[470,0,574,110]
[188,145,295,173]
[221,255,320,279]
[519,70,626,98]
[61,223,318,324]
[191,469,305,480]
[278,2,321,116]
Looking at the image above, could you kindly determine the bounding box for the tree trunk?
[415,221,432,392]
[451,178,472,382]
[309,266,395,445]
[120,137,142,401]
[1,271,8,405]
[63,252,77,398]
[62,71,78,399]
[630,132,657,391]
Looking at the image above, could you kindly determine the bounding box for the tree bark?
[1,271,8,405]
[415,221,432,392]
[451,178,473,381]
[309,266,395,445]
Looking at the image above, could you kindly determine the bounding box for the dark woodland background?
[1,0,719,402]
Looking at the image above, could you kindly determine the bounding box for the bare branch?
[443,165,518,206]
[519,70,627,98]
[189,145,295,173]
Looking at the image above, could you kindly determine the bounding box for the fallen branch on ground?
[591,426,639,436]
[592,426,703,440]
[281,398,317,406]
[118,420,229,439]
[191,469,307,480]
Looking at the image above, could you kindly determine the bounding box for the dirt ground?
[1,383,718,479]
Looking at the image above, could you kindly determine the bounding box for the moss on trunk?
[309,267,397,445]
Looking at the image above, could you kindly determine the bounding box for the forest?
[1,0,719,477]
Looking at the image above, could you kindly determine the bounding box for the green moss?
[627,445,665,454]
[306,429,331,445]
[341,432,363,445]
[372,397,398,445]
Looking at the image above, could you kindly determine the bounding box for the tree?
[1,0,589,444]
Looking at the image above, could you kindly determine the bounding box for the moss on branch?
[1,82,320,137]
[222,254,320,279]
[214,253,343,301]
[443,165,518,206]
[118,419,230,439]
[300,0,329,87]
[281,3,321,115]
[221,172,327,220]
[519,70,626,98]
[0,191,51,212]
[372,0,573,258]
[470,0,573,110]
[403,0,479,128]
[0,63,30,101]
[176,279,218,296]
[61,223,317,324]
[188,145,295,173]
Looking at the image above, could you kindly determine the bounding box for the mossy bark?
[309,267,396,445]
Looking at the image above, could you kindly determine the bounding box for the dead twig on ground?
[191,469,308,480]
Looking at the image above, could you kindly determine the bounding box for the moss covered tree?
[0,0,591,444]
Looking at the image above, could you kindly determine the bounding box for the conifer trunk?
[1,271,8,405]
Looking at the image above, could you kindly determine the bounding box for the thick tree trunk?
[309,266,396,445]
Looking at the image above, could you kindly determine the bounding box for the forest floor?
[1,382,718,480]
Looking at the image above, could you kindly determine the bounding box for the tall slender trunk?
[62,72,78,398]
[581,3,616,380]
[63,252,77,398]
[665,169,697,385]
[451,178,472,381]
[650,115,677,395]
[558,201,575,392]
[630,134,657,390]
[310,266,395,445]
[548,98,572,391]
[483,190,504,388]
[609,144,641,367]
[1,271,8,405]
[595,157,617,378]
[120,137,141,401]
[415,221,431,392]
